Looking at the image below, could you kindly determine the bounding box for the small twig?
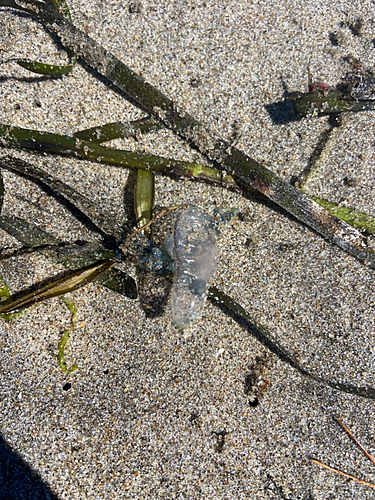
[310,418,375,489]
[310,459,375,489]
[335,418,375,467]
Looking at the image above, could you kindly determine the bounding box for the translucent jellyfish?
[167,206,220,329]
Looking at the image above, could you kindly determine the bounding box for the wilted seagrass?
[167,206,219,329]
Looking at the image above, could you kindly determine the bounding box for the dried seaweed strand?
[208,286,375,400]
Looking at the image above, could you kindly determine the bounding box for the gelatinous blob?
[170,206,219,329]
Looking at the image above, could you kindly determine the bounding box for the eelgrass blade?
[43,243,137,299]
[0,260,115,313]
[1,126,375,268]
[58,296,78,373]
[0,217,137,299]
[0,158,137,299]
[73,117,163,143]
[95,266,137,299]
[0,214,62,246]
[135,169,155,239]
[0,128,235,187]
[293,90,375,117]
[0,274,24,321]
[0,274,11,307]
[310,197,375,235]
[76,119,157,238]
[14,0,77,76]
[1,121,374,268]
[43,242,117,269]
[50,0,72,20]
[0,154,113,235]
[8,123,374,245]
[0,1,372,269]
[15,60,76,76]
[0,168,3,213]
[208,286,375,400]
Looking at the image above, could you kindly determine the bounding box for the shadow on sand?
[0,434,58,500]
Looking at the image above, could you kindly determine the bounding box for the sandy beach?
[1,0,375,498]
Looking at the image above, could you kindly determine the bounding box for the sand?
[1,0,375,498]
